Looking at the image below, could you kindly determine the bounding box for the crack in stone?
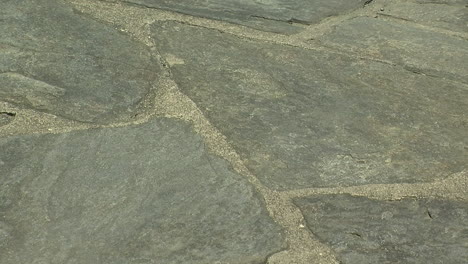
[377,12,414,22]
[426,209,433,219]
[402,65,461,81]
[0,111,16,117]
[416,1,466,6]
[249,15,311,25]
[348,232,363,238]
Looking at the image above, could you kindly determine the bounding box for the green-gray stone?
[0,118,284,263]
[116,0,369,34]
[319,16,468,84]
[151,21,468,190]
[415,0,467,4]
[379,1,467,33]
[0,0,161,123]
[294,194,468,264]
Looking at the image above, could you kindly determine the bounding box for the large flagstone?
[0,0,161,123]
[0,118,284,263]
[294,194,468,263]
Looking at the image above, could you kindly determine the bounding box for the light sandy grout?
[281,170,468,201]
[147,65,342,264]
[72,0,401,66]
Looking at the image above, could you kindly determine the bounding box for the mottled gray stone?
[0,0,160,123]
[0,112,15,127]
[319,16,468,84]
[415,0,467,5]
[0,118,284,264]
[117,0,368,34]
[294,194,468,264]
[151,21,468,190]
[379,1,467,33]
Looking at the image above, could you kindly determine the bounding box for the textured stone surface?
[0,0,160,123]
[294,194,468,264]
[2,0,467,262]
[416,0,467,4]
[117,0,368,33]
[151,21,468,190]
[0,118,284,264]
[319,16,468,84]
[379,1,467,33]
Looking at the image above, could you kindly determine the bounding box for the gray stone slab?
[319,16,468,84]
[379,1,467,33]
[0,0,161,123]
[118,0,369,34]
[0,118,284,263]
[294,194,468,264]
[151,21,468,190]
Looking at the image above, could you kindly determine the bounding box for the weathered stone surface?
[0,112,15,127]
[416,0,467,5]
[117,0,369,34]
[294,194,468,264]
[0,118,284,263]
[319,16,468,84]
[379,1,467,33]
[0,0,160,123]
[151,21,468,190]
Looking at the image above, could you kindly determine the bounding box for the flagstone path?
[1,0,467,263]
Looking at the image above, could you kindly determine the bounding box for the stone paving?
[0,0,467,263]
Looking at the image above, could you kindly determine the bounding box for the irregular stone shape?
[379,1,467,33]
[117,0,369,34]
[151,21,468,190]
[294,194,468,264]
[0,118,284,263]
[319,16,468,84]
[0,112,15,127]
[0,0,160,123]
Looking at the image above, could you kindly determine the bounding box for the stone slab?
[319,16,468,84]
[0,118,284,263]
[151,21,468,190]
[0,0,160,123]
[117,0,368,34]
[294,194,468,264]
[379,1,467,33]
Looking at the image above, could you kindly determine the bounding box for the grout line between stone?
[3,1,466,263]
[70,0,401,68]
[147,66,342,264]
[281,170,468,202]
[71,0,468,86]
